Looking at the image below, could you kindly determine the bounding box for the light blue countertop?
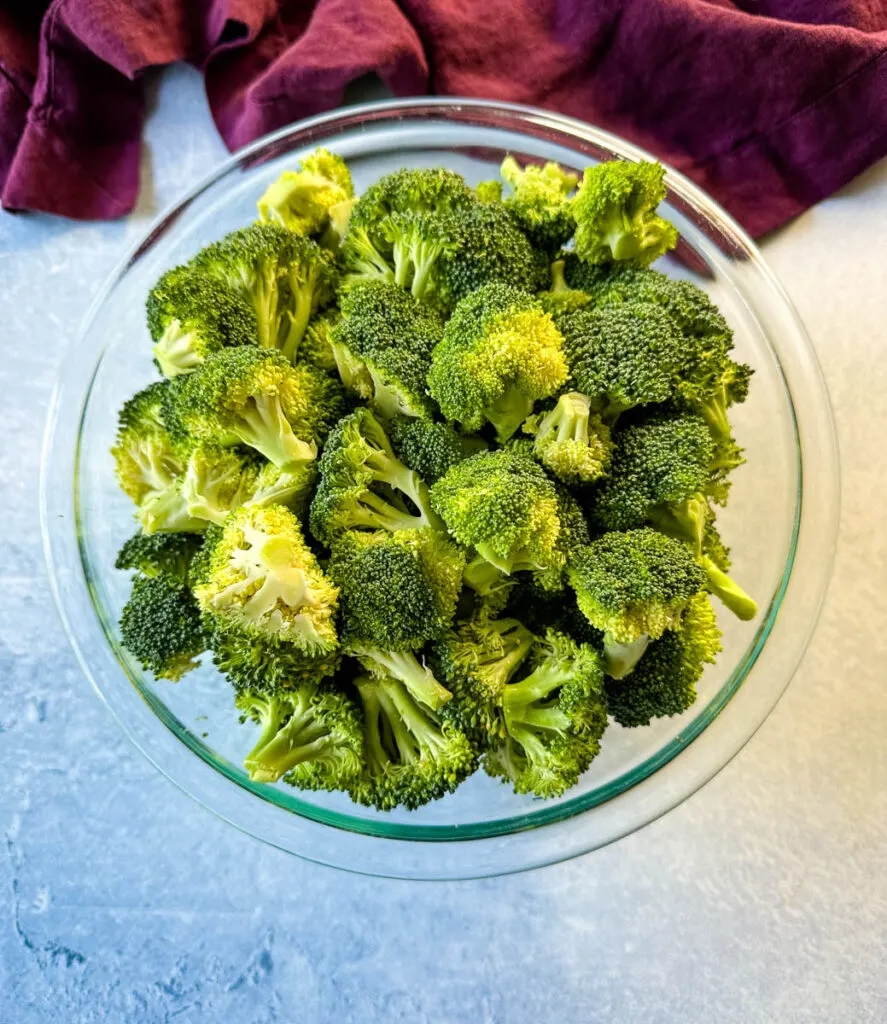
[1,67,884,1023]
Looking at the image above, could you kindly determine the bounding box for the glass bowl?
[41,99,840,879]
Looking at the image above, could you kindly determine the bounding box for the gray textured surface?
[1,65,885,1023]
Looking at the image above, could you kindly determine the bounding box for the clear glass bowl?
[41,99,840,879]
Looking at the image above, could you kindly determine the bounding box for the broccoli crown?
[119,574,207,681]
[328,529,466,652]
[195,503,339,653]
[115,531,202,582]
[483,629,608,798]
[349,673,477,811]
[432,615,535,741]
[430,448,563,575]
[592,411,715,530]
[166,347,320,469]
[560,302,685,422]
[435,200,549,308]
[236,681,363,787]
[350,167,476,233]
[500,156,577,251]
[147,267,258,377]
[605,593,722,726]
[256,147,354,236]
[572,160,678,267]
[331,282,443,419]
[568,529,707,644]
[112,381,183,503]
[428,283,568,440]
[523,391,612,485]
[387,414,487,485]
[193,223,336,361]
[309,407,440,544]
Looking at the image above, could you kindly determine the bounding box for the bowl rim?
[41,97,841,878]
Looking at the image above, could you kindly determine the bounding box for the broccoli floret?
[605,593,722,726]
[432,615,535,742]
[166,347,320,470]
[115,532,202,582]
[146,267,258,377]
[387,414,488,485]
[483,629,608,798]
[560,302,685,425]
[195,504,339,654]
[572,160,678,267]
[381,210,460,301]
[299,312,339,373]
[500,156,577,251]
[428,283,568,440]
[523,392,612,485]
[210,628,340,697]
[331,283,443,419]
[309,408,441,544]
[505,576,605,649]
[119,575,207,681]
[194,223,336,362]
[328,528,466,653]
[568,529,707,678]
[351,647,453,714]
[349,673,477,810]
[431,448,563,579]
[236,681,362,787]
[256,147,354,237]
[180,444,316,526]
[475,179,503,204]
[537,259,593,317]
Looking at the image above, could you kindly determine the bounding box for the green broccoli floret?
[119,574,207,681]
[605,593,722,726]
[475,179,503,204]
[115,532,202,582]
[299,312,339,373]
[387,414,488,485]
[349,672,477,810]
[428,283,568,440]
[180,444,316,526]
[483,629,608,798]
[500,156,577,251]
[568,529,707,678]
[194,223,336,362]
[209,629,340,697]
[572,160,678,267]
[146,267,258,377]
[328,528,466,654]
[432,614,535,741]
[523,392,612,485]
[560,302,685,425]
[195,503,339,654]
[381,210,460,301]
[505,576,605,649]
[536,259,593,317]
[236,681,362,787]
[309,407,441,544]
[166,347,320,470]
[431,448,564,581]
[331,282,443,419]
[256,147,354,237]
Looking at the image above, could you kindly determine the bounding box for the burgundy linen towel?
[1,0,886,234]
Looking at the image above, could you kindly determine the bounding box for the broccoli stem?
[350,490,433,533]
[603,633,650,680]
[138,485,206,534]
[463,555,509,595]
[251,261,282,351]
[700,556,757,621]
[153,321,203,377]
[355,647,453,711]
[548,259,569,293]
[280,269,319,363]
[244,698,337,783]
[502,662,572,734]
[484,389,535,443]
[603,208,642,262]
[231,394,317,470]
[699,389,731,441]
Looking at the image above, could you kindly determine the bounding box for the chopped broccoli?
[428,283,568,440]
[115,531,202,582]
[195,503,339,654]
[256,147,354,237]
[572,160,678,267]
[606,593,722,726]
[351,647,453,714]
[475,179,503,204]
[523,392,612,485]
[349,673,477,810]
[500,156,577,251]
[119,574,207,681]
[387,414,487,484]
[236,682,362,786]
[309,407,441,544]
[483,629,608,798]
[537,258,593,317]
[299,312,339,373]
[568,529,707,678]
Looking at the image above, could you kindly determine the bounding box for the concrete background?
[1,66,884,1023]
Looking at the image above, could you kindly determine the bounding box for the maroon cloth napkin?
[2,1,887,234]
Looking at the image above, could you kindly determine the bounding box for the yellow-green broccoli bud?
[523,391,612,484]
[256,147,354,236]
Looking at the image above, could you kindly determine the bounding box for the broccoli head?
[119,574,207,681]
[572,160,678,267]
[500,156,577,251]
[428,283,568,440]
[387,414,488,485]
[115,531,202,583]
[256,147,354,237]
[523,392,612,485]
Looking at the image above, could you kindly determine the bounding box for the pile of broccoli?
[112,148,756,810]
